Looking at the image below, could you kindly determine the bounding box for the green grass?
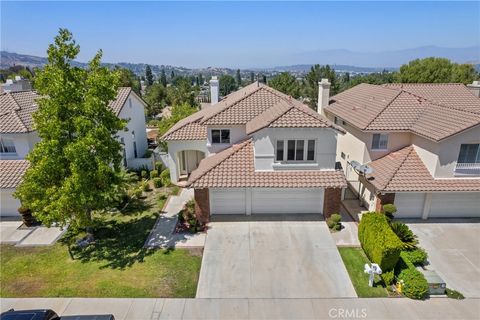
[338,247,388,298]
[0,186,201,298]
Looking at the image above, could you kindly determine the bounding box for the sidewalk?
[144,188,206,248]
[0,220,66,246]
[1,297,479,319]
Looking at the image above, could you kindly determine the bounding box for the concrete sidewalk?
[1,297,479,319]
[0,220,66,246]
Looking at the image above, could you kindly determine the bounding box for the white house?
[323,82,480,219]
[162,80,346,222]
[0,87,150,217]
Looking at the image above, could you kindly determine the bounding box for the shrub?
[402,247,428,266]
[396,252,429,300]
[330,213,341,224]
[381,270,395,285]
[333,223,342,231]
[153,177,162,188]
[171,186,181,195]
[155,161,163,173]
[326,218,336,229]
[142,181,150,192]
[390,221,418,249]
[326,213,342,230]
[141,170,149,179]
[133,188,143,199]
[358,212,404,272]
[150,170,159,179]
[446,288,465,300]
[382,204,397,219]
[160,168,171,187]
[143,149,153,158]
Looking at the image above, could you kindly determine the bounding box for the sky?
[1,1,479,68]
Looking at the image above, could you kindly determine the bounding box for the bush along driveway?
[0,181,201,298]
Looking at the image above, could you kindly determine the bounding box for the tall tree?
[145,65,154,86]
[159,68,167,87]
[262,74,267,84]
[167,76,199,107]
[304,64,338,109]
[15,29,126,231]
[250,72,255,83]
[116,67,141,96]
[198,73,204,86]
[397,57,478,84]
[144,83,168,117]
[236,69,242,86]
[269,72,301,98]
[170,70,175,80]
[219,74,238,96]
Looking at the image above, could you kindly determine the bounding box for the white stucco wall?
[206,125,246,154]
[0,189,21,217]
[252,127,338,171]
[0,132,39,160]
[116,93,149,167]
[167,140,208,183]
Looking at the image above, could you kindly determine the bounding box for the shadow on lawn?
[66,199,159,269]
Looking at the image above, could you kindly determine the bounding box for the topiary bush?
[383,203,397,219]
[150,170,159,179]
[160,168,171,187]
[358,212,404,272]
[153,177,162,188]
[381,270,395,286]
[396,252,428,300]
[402,247,428,266]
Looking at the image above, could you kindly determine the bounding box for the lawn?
[338,247,388,298]
[0,185,202,298]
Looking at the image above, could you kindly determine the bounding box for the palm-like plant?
[390,221,418,249]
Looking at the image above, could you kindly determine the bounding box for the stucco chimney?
[318,78,331,115]
[467,80,480,98]
[210,76,219,105]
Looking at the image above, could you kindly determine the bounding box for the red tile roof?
[187,139,346,189]
[365,145,480,192]
[326,83,480,141]
[0,160,29,188]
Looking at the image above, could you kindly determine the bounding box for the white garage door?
[252,188,324,214]
[210,188,246,214]
[429,193,480,218]
[394,193,425,218]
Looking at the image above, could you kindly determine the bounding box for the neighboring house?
[0,87,150,217]
[1,76,32,93]
[162,79,346,221]
[323,82,480,219]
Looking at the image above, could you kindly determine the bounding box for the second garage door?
[429,193,480,218]
[252,188,324,214]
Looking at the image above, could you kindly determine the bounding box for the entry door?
[178,151,187,176]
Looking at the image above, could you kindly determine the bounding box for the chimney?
[318,78,331,115]
[467,80,480,98]
[210,76,219,105]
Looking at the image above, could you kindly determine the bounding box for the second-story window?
[211,129,230,144]
[457,144,480,164]
[276,139,315,162]
[372,133,388,150]
[0,138,16,154]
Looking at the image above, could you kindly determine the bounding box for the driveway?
[407,220,480,298]
[196,220,357,298]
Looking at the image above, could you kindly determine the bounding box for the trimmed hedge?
[358,212,404,272]
[402,247,428,266]
[396,252,429,300]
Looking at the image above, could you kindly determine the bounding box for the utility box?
[423,270,446,295]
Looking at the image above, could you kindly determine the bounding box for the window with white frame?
[276,139,315,162]
[457,144,480,164]
[0,138,16,153]
[371,133,388,150]
[211,129,230,144]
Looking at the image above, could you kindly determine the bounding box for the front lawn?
[0,185,202,298]
[338,247,388,298]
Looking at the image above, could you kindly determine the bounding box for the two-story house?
[162,80,346,222]
[0,87,150,217]
[323,82,480,219]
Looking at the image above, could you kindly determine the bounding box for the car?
[0,310,115,320]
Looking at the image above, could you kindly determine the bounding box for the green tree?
[170,70,175,80]
[145,65,154,86]
[303,64,338,109]
[160,68,167,87]
[236,69,242,86]
[262,74,267,84]
[219,74,238,96]
[269,72,301,98]
[397,57,478,84]
[198,73,204,86]
[116,67,141,96]
[144,83,168,117]
[340,70,396,92]
[15,29,127,231]
[167,76,199,107]
[250,72,255,83]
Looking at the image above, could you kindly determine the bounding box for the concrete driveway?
[407,220,480,298]
[196,220,356,298]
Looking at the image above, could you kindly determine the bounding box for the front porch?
[176,150,205,183]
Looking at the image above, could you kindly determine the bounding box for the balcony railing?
[455,162,480,175]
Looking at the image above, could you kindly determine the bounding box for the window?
[372,133,388,150]
[0,139,16,153]
[457,144,480,163]
[211,129,230,144]
[341,152,346,160]
[128,98,132,108]
[277,139,315,162]
[334,116,346,125]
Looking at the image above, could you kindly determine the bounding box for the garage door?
[0,189,21,217]
[429,193,480,218]
[210,188,246,214]
[394,193,424,218]
[252,188,324,214]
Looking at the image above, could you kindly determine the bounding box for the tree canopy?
[116,67,141,95]
[144,83,168,117]
[269,72,301,98]
[159,69,167,87]
[15,29,127,230]
[145,65,154,86]
[219,74,238,96]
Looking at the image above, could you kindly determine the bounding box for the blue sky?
[1,1,479,68]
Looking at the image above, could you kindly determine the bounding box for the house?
[323,81,480,219]
[1,76,32,93]
[162,78,346,222]
[0,87,150,217]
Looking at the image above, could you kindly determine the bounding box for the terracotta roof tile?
[326,83,480,141]
[0,160,29,188]
[187,139,346,188]
[365,145,480,192]
[109,87,132,116]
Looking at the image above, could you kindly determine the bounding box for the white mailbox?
[364,263,382,287]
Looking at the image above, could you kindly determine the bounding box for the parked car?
[0,309,114,320]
